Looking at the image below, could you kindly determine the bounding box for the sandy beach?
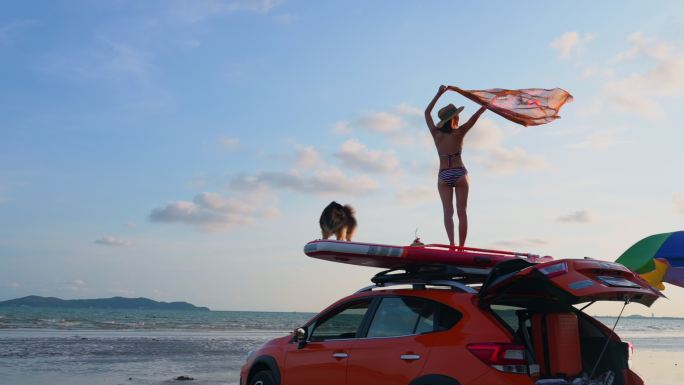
[1,310,682,385]
[2,347,681,385]
[1,329,682,385]
[630,350,684,385]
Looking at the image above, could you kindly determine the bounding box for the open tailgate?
[479,259,663,307]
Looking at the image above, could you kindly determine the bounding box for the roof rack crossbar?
[370,265,489,285]
[356,280,477,294]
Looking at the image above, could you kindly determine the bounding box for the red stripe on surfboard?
[307,254,406,268]
[307,240,537,258]
[307,249,509,268]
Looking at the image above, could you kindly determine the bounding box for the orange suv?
[240,258,660,385]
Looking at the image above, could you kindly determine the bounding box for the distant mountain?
[0,296,210,311]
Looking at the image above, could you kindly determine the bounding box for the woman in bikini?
[425,85,486,248]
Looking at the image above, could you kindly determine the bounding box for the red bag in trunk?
[532,312,582,377]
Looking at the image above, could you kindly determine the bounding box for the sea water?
[0,308,314,385]
[0,307,682,385]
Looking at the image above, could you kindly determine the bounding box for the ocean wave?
[0,332,276,359]
[0,308,313,331]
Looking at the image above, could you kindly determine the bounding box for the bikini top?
[439,152,461,168]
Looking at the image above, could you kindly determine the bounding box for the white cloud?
[236,145,383,196]
[395,103,422,116]
[231,168,378,196]
[556,210,595,223]
[95,236,133,247]
[463,118,550,175]
[601,75,667,119]
[464,118,504,151]
[295,145,321,169]
[160,146,378,233]
[124,223,138,229]
[419,131,433,148]
[356,111,404,134]
[674,193,684,214]
[396,186,435,205]
[583,33,684,119]
[331,120,351,134]
[220,137,240,151]
[95,235,133,246]
[550,31,595,59]
[149,187,280,231]
[4,282,20,289]
[335,139,399,173]
[172,0,285,23]
[332,104,425,145]
[569,128,632,150]
[482,147,550,175]
[610,33,672,64]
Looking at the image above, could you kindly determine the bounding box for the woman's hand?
[438,85,447,94]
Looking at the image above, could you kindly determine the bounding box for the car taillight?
[626,340,635,365]
[467,343,530,374]
[539,262,568,278]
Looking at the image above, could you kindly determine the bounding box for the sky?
[1,1,684,316]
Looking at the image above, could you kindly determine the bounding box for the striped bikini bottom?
[438,167,467,188]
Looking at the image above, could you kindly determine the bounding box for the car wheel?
[250,370,276,385]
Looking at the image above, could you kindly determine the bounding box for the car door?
[283,298,372,385]
[347,296,460,385]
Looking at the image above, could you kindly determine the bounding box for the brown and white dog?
[319,201,357,241]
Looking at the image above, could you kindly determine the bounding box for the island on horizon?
[0,295,210,311]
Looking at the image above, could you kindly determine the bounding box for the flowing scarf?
[451,87,573,126]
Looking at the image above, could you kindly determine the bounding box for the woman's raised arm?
[425,85,447,131]
[459,106,487,135]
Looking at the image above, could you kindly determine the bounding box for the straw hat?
[436,104,464,129]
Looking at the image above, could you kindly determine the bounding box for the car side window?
[366,296,462,338]
[436,302,462,331]
[309,299,372,342]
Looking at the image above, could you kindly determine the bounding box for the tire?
[250,370,276,385]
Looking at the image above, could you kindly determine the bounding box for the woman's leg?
[454,175,470,247]
[437,179,455,246]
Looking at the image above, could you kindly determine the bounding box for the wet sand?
[630,349,683,385]
[0,329,681,385]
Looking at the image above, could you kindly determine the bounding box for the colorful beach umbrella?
[616,231,684,291]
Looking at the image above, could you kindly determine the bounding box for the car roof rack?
[356,280,477,294]
[356,265,485,294]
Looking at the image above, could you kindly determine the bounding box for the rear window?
[490,304,527,334]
